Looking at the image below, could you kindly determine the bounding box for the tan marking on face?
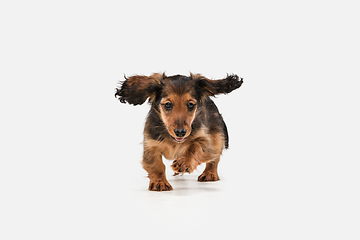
[159,92,197,141]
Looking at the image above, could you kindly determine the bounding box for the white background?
[1,0,359,239]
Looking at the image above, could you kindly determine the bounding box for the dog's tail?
[220,115,229,149]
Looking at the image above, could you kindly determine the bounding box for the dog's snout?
[174,129,187,138]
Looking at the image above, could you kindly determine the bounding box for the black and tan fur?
[115,73,243,191]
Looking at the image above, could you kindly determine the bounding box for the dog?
[115,73,243,191]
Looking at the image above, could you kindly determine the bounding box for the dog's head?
[115,73,243,142]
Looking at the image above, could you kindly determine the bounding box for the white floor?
[1,1,360,239]
[2,126,358,239]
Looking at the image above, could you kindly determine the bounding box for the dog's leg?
[172,134,223,180]
[198,156,220,182]
[171,142,203,175]
[142,147,172,191]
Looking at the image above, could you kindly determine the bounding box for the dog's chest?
[159,142,187,160]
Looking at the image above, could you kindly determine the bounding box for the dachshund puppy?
[115,73,243,191]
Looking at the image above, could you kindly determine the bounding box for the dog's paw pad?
[198,172,220,182]
[171,159,194,174]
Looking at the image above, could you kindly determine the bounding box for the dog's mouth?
[172,136,186,143]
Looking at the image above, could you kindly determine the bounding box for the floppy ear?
[115,73,164,105]
[193,73,243,98]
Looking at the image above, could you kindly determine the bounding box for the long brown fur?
[115,73,243,191]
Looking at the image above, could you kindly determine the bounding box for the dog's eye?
[164,102,173,111]
[187,102,195,111]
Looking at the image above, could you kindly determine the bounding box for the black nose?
[174,129,187,138]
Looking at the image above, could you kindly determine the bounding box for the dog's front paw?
[148,179,173,191]
[171,157,197,174]
[198,171,220,182]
